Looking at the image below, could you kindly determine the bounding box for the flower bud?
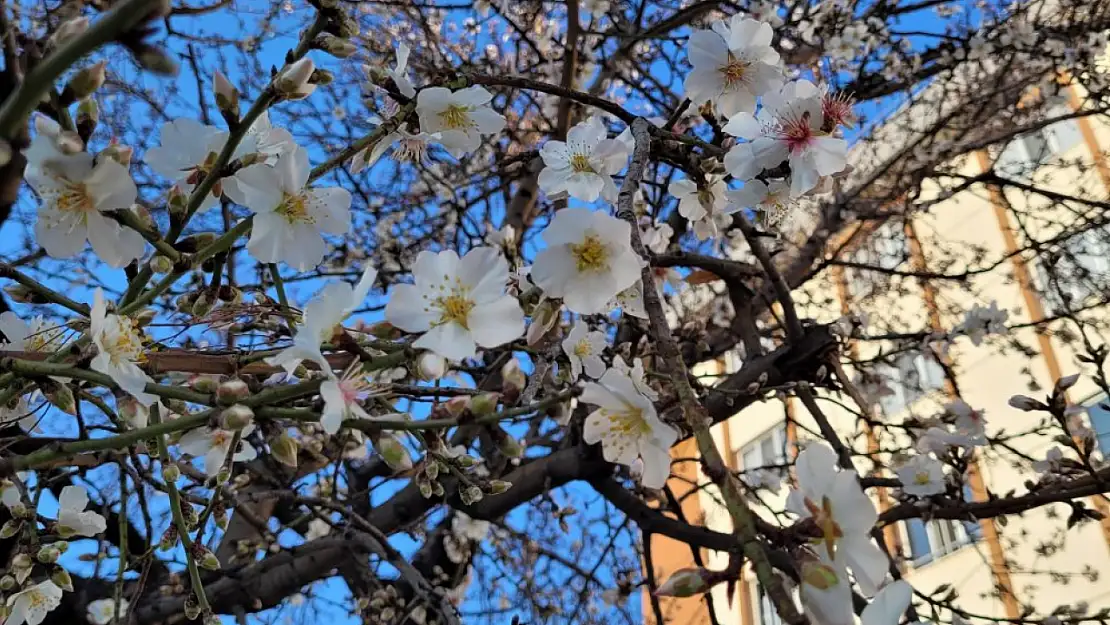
[217,379,251,403]
[488,480,512,495]
[159,525,179,550]
[12,553,32,569]
[213,70,239,118]
[311,68,335,86]
[151,254,174,274]
[162,463,181,483]
[76,98,98,134]
[500,358,526,401]
[134,307,158,327]
[219,405,254,431]
[3,284,35,303]
[497,435,524,459]
[0,575,14,590]
[190,375,219,393]
[0,519,22,539]
[654,567,714,598]
[1008,395,1043,412]
[275,58,316,99]
[120,397,150,429]
[195,545,221,570]
[418,479,434,498]
[270,432,299,468]
[1056,373,1081,392]
[45,383,77,415]
[315,33,357,58]
[442,396,469,419]
[465,486,483,503]
[49,16,89,47]
[66,61,107,99]
[416,352,447,380]
[192,291,216,317]
[468,392,500,417]
[184,594,201,620]
[374,432,413,472]
[37,545,60,563]
[51,567,73,592]
[137,46,180,76]
[0,139,10,168]
[334,12,359,38]
[99,143,133,167]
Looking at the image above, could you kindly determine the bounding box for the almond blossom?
[531,208,642,314]
[144,117,228,211]
[386,42,417,98]
[787,444,889,595]
[267,265,378,375]
[722,79,849,196]
[537,117,632,204]
[415,86,506,157]
[56,484,107,537]
[5,580,64,625]
[320,365,376,434]
[683,16,784,117]
[726,178,795,227]
[562,321,607,379]
[87,598,128,625]
[384,247,524,361]
[895,454,947,496]
[226,145,351,271]
[26,120,144,267]
[89,289,156,406]
[581,368,677,489]
[0,312,67,429]
[178,423,258,477]
[668,176,735,240]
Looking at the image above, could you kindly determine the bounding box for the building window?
[905,487,983,566]
[875,352,947,416]
[1036,226,1110,315]
[752,582,785,625]
[994,102,1083,180]
[845,221,907,300]
[1084,398,1110,452]
[738,423,789,478]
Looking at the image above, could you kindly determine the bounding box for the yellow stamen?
[574,338,592,358]
[569,234,610,273]
[434,293,474,329]
[605,408,652,436]
[569,153,594,173]
[914,471,932,486]
[439,104,472,130]
[276,192,312,224]
[720,55,749,86]
[804,495,844,559]
[56,185,94,213]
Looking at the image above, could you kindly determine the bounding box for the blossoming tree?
[0,0,1109,624]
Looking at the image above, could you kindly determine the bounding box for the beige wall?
[659,90,1110,624]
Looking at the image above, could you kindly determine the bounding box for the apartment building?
[644,82,1110,625]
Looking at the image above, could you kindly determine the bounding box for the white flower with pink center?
[722,79,848,197]
[320,365,379,434]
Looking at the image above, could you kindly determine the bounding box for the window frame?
[736,422,790,479]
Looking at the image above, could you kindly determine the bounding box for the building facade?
[644,83,1110,625]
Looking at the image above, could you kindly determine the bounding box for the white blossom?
[959,301,1008,345]
[5,580,64,625]
[27,121,143,267]
[86,598,127,625]
[581,368,677,489]
[178,424,258,477]
[89,289,155,406]
[562,321,607,379]
[640,221,673,254]
[787,444,888,595]
[384,247,524,361]
[57,485,107,537]
[144,118,228,211]
[267,266,377,375]
[683,16,784,117]
[305,518,332,540]
[388,43,417,98]
[415,86,506,157]
[538,117,631,204]
[895,455,946,497]
[531,208,642,314]
[226,145,351,271]
[726,178,795,227]
[319,366,375,434]
[668,176,734,240]
[723,79,848,196]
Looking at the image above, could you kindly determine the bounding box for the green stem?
[268,263,295,331]
[0,0,156,138]
[0,263,91,315]
[151,405,211,613]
